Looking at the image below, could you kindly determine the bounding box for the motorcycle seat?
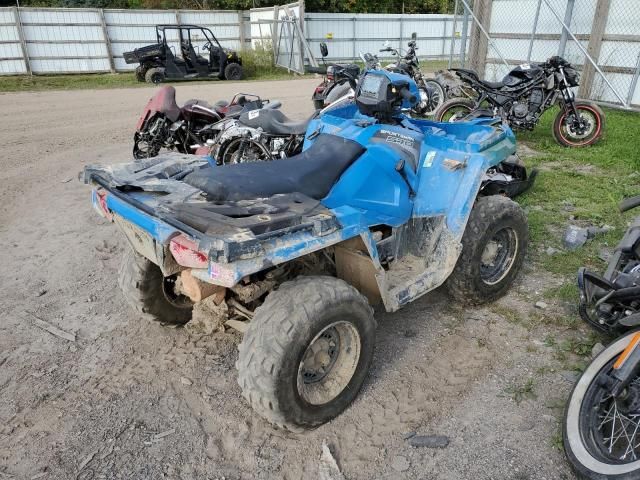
[183,134,364,201]
[617,218,640,254]
[238,109,310,136]
[454,68,504,89]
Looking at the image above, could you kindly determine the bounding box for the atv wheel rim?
[297,321,361,406]
[480,227,518,285]
[162,275,193,309]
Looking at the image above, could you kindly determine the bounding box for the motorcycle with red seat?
[133,85,279,159]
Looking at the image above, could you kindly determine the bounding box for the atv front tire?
[118,248,192,324]
[446,195,528,304]
[236,276,375,431]
[224,62,243,81]
[145,68,165,84]
[135,65,147,82]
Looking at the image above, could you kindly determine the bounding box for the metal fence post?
[448,0,459,68]
[557,0,575,57]
[98,9,115,73]
[272,5,279,57]
[527,0,542,62]
[628,52,640,108]
[460,3,469,67]
[238,11,246,50]
[352,16,356,62]
[578,0,610,100]
[13,6,31,75]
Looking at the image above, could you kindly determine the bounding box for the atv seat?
[455,68,504,89]
[238,109,311,136]
[183,134,364,201]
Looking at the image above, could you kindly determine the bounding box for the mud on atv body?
[83,70,532,431]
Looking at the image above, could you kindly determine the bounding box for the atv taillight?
[314,86,325,94]
[95,190,113,221]
[170,234,208,268]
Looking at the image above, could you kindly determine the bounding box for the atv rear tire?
[145,68,165,84]
[118,248,192,324]
[236,276,375,431]
[224,63,243,81]
[446,195,528,305]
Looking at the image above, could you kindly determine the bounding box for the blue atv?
[83,70,534,431]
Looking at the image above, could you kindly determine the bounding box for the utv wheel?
[224,63,243,81]
[145,68,165,84]
[135,66,146,82]
[118,248,192,324]
[434,97,475,122]
[553,102,605,147]
[236,276,375,431]
[446,195,528,305]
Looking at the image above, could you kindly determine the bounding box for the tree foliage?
[14,0,455,14]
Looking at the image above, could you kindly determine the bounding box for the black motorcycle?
[435,56,605,147]
[563,195,640,479]
[380,33,446,116]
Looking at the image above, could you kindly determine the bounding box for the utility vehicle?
[124,25,243,84]
[83,70,533,431]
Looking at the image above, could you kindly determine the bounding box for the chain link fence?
[455,0,639,109]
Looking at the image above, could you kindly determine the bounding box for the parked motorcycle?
[205,108,316,164]
[564,195,640,479]
[380,32,446,116]
[132,86,277,159]
[309,42,361,110]
[434,56,605,147]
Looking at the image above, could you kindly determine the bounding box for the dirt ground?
[0,78,579,480]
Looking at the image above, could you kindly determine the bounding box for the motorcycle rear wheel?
[434,97,476,122]
[564,331,640,479]
[220,138,273,164]
[416,79,446,116]
[553,102,605,147]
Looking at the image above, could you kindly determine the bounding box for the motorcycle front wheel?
[553,102,605,147]
[564,331,640,479]
[434,97,476,122]
[132,115,165,160]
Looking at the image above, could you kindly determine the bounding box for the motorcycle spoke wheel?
[417,80,445,116]
[582,362,640,463]
[222,138,272,164]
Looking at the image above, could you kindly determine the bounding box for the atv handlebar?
[620,195,640,213]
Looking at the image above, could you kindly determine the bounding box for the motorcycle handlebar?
[306,65,327,74]
[620,195,640,213]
